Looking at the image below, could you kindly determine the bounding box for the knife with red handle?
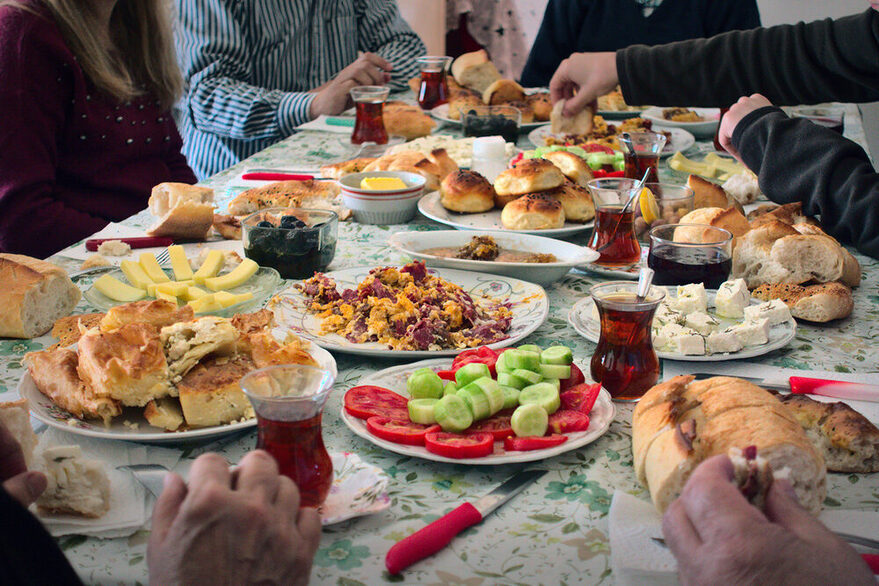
[385,468,546,574]
[693,373,879,402]
[85,236,173,251]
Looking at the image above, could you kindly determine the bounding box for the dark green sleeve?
[731,106,879,259]
[617,9,879,107]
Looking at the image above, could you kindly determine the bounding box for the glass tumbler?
[416,56,452,110]
[350,85,390,145]
[586,177,643,268]
[619,131,667,184]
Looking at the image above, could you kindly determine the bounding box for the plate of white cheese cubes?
[568,279,798,361]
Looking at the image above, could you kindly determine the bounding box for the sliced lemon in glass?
[639,187,661,224]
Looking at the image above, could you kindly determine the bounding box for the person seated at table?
[547,5,879,259]
[0,419,321,584]
[174,0,427,180]
[0,0,196,259]
[519,0,760,88]
[663,455,873,585]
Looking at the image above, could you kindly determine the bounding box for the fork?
[117,463,169,498]
[154,249,170,265]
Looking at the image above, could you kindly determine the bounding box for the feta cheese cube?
[654,303,685,327]
[744,299,792,326]
[725,317,771,346]
[684,311,720,335]
[674,283,708,314]
[706,331,744,354]
[715,278,750,318]
[675,333,706,355]
[652,329,670,349]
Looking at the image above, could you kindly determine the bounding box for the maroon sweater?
[0,3,195,258]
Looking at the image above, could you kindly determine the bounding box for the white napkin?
[609,491,879,585]
[36,429,180,538]
[296,115,356,134]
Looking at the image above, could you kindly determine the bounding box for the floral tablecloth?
[1,102,877,585]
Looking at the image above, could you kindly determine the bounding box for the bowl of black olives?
[242,208,338,279]
[461,105,521,143]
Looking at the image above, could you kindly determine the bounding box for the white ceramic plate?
[641,107,720,138]
[598,108,648,120]
[342,358,615,465]
[568,291,797,362]
[417,191,594,237]
[527,126,696,158]
[388,230,599,286]
[573,248,648,281]
[429,103,550,131]
[321,452,391,525]
[18,341,337,443]
[273,266,549,358]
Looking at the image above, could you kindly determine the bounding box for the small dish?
[641,107,720,138]
[461,105,521,143]
[242,208,338,279]
[338,171,426,224]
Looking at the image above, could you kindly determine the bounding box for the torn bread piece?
[550,99,594,136]
[0,399,38,467]
[147,183,215,240]
[36,445,110,518]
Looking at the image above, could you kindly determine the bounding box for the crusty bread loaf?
[441,170,496,213]
[526,92,552,121]
[733,227,847,288]
[542,180,595,222]
[542,151,594,188]
[227,180,341,216]
[550,99,594,136]
[633,375,826,514]
[500,194,565,230]
[494,158,565,197]
[383,101,436,140]
[674,206,750,249]
[751,282,853,322]
[749,202,817,229]
[790,223,861,287]
[687,174,739,210]
[0,254,81,339]
[0,399,38,468]
[147,183,215,240]
[451,50,501,93]
[482,79,525,105]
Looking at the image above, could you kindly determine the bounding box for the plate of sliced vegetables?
[341,344,615,465]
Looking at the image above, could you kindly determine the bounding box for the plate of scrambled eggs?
[271,261,549,357]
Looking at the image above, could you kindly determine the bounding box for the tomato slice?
[560,383,602,415]
[547,409,590,434]
[344,385,408,420]
[466,412,513,441]
[424,431,495,459]
[503,434,568,452]
[452,346,499,376]
[559,364,585,391]
[436,369,456,381]
[366,417,440,446]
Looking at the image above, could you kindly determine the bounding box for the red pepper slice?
[547,410,590,434]
[344,385,409,420]
[503,434,568,451]
[366,417,440,446]
[560,383,602,415]
[559,364,585,392]
[424,432,495,459]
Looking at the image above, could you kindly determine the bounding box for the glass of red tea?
[586,177,643,268]
[350,85,390,145]
[590,281,666,401]
[240,365,335,508]
[416,56,452,110]
[619,131,667,183]
[647,223,732,288]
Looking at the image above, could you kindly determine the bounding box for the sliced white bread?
[0,254,81,339]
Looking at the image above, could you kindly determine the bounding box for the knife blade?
[691,373,879,403]
[385,468,547,574]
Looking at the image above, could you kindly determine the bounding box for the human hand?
[549,52,617,117]
[310,53,392,118]
[148,451,322,586]
[0,421,46,507]
[718,93,773,162]
[663,455,873,586]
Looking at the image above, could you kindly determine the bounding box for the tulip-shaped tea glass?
[586,178,643,268]
[619,131,667,184]
[416,56,452,110]
[350,85,389,145]
[241,365,335,508]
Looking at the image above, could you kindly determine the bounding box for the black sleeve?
[731,106,879,259]
[520,0,579,87]
[618,9,879,107]
[702,0,760,36]
[0,487,83,585]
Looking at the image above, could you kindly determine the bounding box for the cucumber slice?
[538,363,572,380]
[455,362,491,387]
[497,372,518,388]
[407,368,444,399]
[495,351,513,374]
[457,384,491,420]
[408,398,438,424]
[511,404,548,437]
[434,394,474,433]
[501,385,520,410]
[510,368,543,388]
[505,349,541,371]
[518,382,561,415]
[541,346,573,365]
[547,377,561,391]
[518,344,542,354]
[471,377,504,415]
[443,382,458,396]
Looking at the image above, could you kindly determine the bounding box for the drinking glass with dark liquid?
[241,365,335,508]
[620,132,667,184]
[590,282,665,401]
[416,56,452,110]
[586,178,643,268]
[647,224,732,288]
[350,86,389,145]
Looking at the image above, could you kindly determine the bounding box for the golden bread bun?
[482,79,526,105]
[501,194,565,230]
[542,180,595,222]
[494,158,565,196]
[441,170,496,213]
[550,99,594,135]
[526,92,552,121]
[494,192,520,209]
[505,100,534,123]
[541,151,594,187]
[100,299,194,333]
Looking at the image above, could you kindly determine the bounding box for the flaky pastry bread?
[550,99,594,136]
[177,354,256,427]
[675,206,751,249]
[0,399,38,467]
[144,397,184,431]
[231,308,275,337]
[160,316,239,382]
[319,157,378,180]
[633,375,826,514]
[51,313,105,348]
[494,158,565,197]
[100,299,194,333]
[482,79,525,105]
[451,49,501,93]
[246,331,318,369]
[441,170,496,213]
[542,180,595,222]
[526,92,552,121]
[501,194,565,230]
[542,151,594,187]
[363,149,458,192]
[751,282,853,322]
[0,254,80,339]
[147,183,215,240]
[227,180,341,216]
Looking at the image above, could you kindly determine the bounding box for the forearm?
[732,107,879,259]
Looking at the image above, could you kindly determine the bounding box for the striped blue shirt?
[174,0,426,179]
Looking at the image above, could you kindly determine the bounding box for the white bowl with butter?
[338,171,426,224]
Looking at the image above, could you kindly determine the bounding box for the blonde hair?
[3,0,182,108]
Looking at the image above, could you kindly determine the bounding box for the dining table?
[0,95,877,585]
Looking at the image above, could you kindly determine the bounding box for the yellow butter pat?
[120,260,153,290]
[193,250,225,284]
[138,253,170,283]
[167,245,193,281]
[204,258,259,291]
[360,176,407,190]
[94,274,146,302]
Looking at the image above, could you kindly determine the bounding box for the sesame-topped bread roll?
[542,151,595,187]
[494,158,565,197]
[542,180,595,222]
[500,194,565,230]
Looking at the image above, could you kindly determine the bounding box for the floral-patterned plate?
[273,266,549,358]
[342,358,615,465]
[322,452,391,525]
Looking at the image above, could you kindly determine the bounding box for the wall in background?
[756,0,865,26]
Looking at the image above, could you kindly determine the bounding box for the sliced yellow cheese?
[168,245,193,281]
[155,290,178,304]
[183,286,208,301]
[94,274,146,302]
[155,281,190,297]
[213,291,254,308]
[120,260,154,290]
[139,253,170,283]
[188,294,224,314]
[204,258,259,291]
[193,250,225,284]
